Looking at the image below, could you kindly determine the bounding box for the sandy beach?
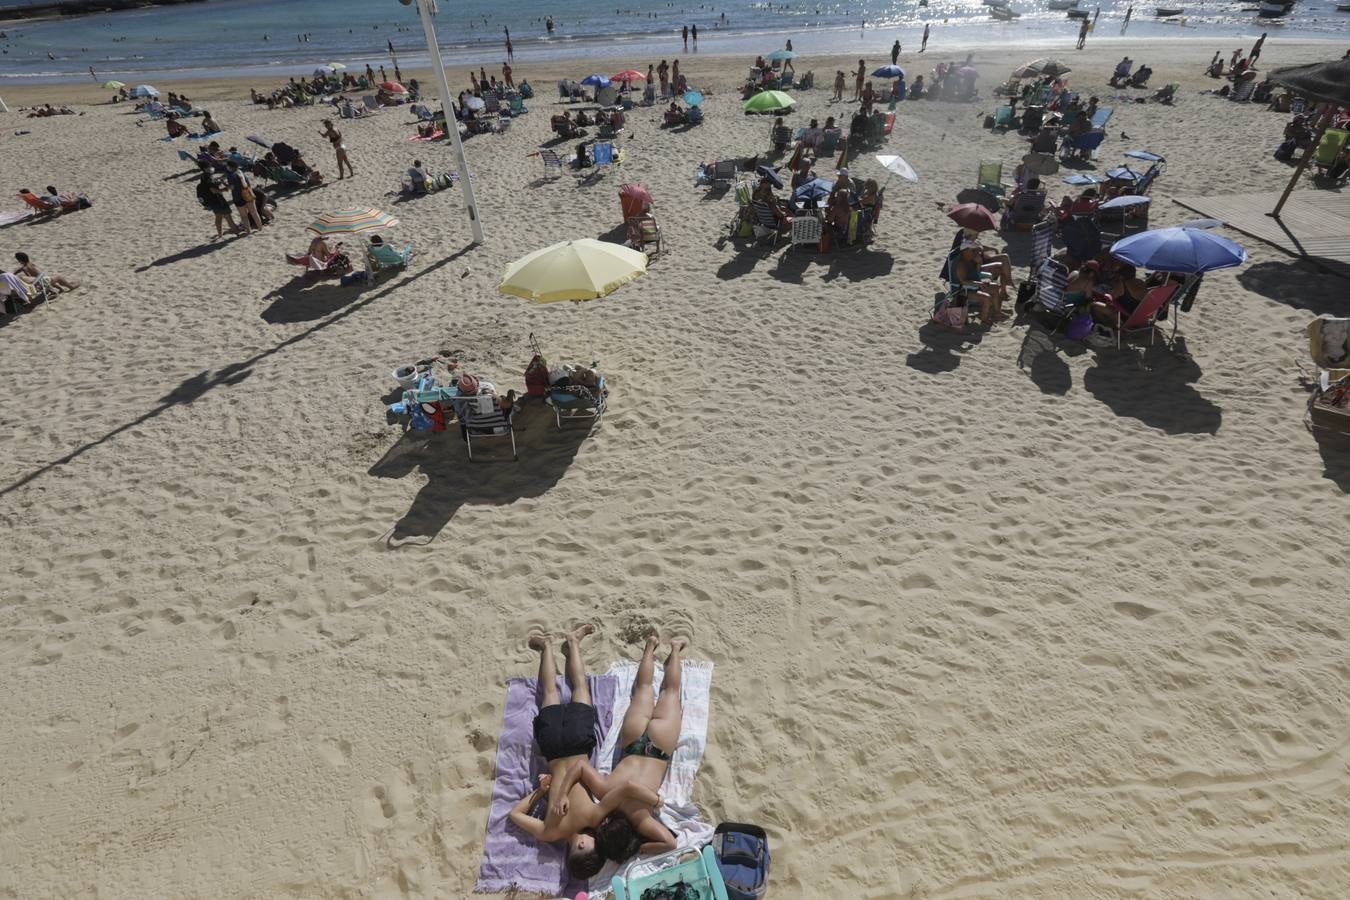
[2,36,1349,899]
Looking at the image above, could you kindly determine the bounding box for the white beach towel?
[586,659,716,898]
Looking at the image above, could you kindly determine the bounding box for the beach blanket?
[408,130,445,141]
[588,659,716,898]
[0,210,31,227]
[476,673,618,898]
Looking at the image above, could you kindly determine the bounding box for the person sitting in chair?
[951,240,1007,326]
[664,102,686,126]
[1109,57,1133,87]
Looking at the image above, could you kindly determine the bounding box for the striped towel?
[588,660,716,897]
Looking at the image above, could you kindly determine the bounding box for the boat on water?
[1066,8,1091,17]
[1337,2,1350,10]
[1258,0,1293,14]
[982,0,1010,7]
[1155,6,1184,15]
[1047,0,1080,8]
[991,6,1022,19]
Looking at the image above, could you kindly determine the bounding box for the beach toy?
[393,365,418,389]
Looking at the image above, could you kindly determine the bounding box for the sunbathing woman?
[165,115,189,139]
[14,252,78,293]
[555,635,688,866]
[509,625,658,881]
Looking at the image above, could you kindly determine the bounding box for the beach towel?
[408,130,445,141]
[588,659,716,898]
[476,673,618,897]
[0,210,31,227]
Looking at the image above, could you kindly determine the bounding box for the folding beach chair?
[1006,190,1046,230]
[536,148,568,179]
[18,192,61,217]
[590,141,616,173]
[483,91,500,114]
[711,159,737,187]
[627,213,662,256]
[818,129,841,155]
[361,95,381,114]
[790,214,822,252]
[460,395,518,460]
[750,201,789,248]
[1089,106,1113,129]
[770,123,792,151]
[509,96,527,115]
[976,160,1004,195]
[1060,130,1106,161]
[992,105,1016,131]
[545,376,607,429]
[1113,281,1181,349]
[176,149,196,163]
[1314,129,1348,176]
[1030,218,1055,269]
[1022,152,1060,178]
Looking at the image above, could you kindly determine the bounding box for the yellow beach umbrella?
[498,239,647,303]
[103,80,126,89]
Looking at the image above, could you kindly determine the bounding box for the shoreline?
[0,34,1343,105]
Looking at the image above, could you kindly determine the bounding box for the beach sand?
[2,38,1349,898]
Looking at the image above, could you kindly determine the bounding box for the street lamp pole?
[406,0,484,244]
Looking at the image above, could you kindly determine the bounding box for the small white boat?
[1155,6,1184,15]
[1258,0,1293,15]
[1066,7,1091,17]
[1048,0,1080,8]
[991,6,1022,18]
[1338,3,1350,10]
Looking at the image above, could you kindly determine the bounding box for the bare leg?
[619,634,659,746]
[531,631,561,708]
[646,639,685,753]
[562,623,595,706]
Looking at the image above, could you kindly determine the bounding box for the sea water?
[0,0,1344,83]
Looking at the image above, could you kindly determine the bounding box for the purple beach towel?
[476,674,617,896]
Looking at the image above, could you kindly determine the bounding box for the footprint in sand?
[318,738,352,767]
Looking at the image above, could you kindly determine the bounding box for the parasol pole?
[1271,105,1332,218]
[404,0,484,244]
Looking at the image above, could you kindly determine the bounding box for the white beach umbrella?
[875,153,919,182]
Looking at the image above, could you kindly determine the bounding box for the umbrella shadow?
[1237,260,1350,314]
[716,244,768,279]
[821,247,895,282]
[261,275,364,324]
[596,222,630,244]
[368,401,593,544]
[1082,336,1222,434]
[906,318,985,374]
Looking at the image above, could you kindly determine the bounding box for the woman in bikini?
[551,635,686,865]
[320,119,354,179]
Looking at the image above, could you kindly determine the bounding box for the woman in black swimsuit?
[320,119,354,179]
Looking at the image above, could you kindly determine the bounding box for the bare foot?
[669,638,688,653]
[643,633,660,655]
[567,623,596,643]
[527,631,549,652]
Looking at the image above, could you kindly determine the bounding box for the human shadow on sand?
[906,318,986,375]
[135,237,236,272]
[368,401,592,545]
[260,276,364,324]
[1082,336,1222,435]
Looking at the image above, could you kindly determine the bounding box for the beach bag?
[932,290,967,329]
[1065,311,1095,341]
[437,172,453,190]
[1274,139,1295,161]
[524,353,550,397]
[240,183,256,202]
[713,823,770,900]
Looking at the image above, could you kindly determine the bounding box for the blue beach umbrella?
[756,164,783,188]
[872,65,905,79]
[683,90,704,106]
[793,177,836,202]
[766,50,798,61]
[131,84,159,98]
[1099,194,1151,210]
[581,73,612,88]
[1106,166,1144,183]
[1062,173,1106,185]
[1123,149,1165,163]
[1110,227,1248,273]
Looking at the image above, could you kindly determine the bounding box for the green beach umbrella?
[328,62,348,70]
[103,80,126,89]
[743,90,795,113]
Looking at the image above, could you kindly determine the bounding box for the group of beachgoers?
[512,626,687,880]
[191,131,339,239]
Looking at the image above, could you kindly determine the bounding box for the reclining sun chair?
[976,160,1005,196]
[1004,189,1047,230]
[365,241,415,280]
[1089,106,1114,129]
[1314,128,1348,181]
[1024,256,1078,331]
[534,148,570,179]
[1111,280,1182,349]
[818,129,841,155]
[18,191,63,217]
[627,213,662,256]
[545,374,607,429]
[285,249,346,277]
[770,122,792,151]
[611,846,729,900]
[992,105,1016,131]
[749,200,791,249]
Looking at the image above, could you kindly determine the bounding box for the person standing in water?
[891,39,900,65]
[921,23,930,53]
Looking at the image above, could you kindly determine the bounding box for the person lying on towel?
[509,629,685,879]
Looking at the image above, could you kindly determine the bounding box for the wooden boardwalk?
[1172,190,1350,280]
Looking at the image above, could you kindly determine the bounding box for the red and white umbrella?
[380,81,407,93]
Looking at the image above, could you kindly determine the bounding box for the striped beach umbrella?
[305,207,400,236]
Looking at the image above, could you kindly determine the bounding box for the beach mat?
[0,210,32,227]
[475,673,618,897]
[588,659,716,898]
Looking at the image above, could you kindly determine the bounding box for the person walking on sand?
[1250,32,1266,66]
[506,36,514,61]
[503,61,514,88]
[507,625,661,881]
[682,24,688,49]
[526,634,689,866]
[891,39,900,65]
[920,23,930,52]
[832,69,846,101]
[853,59,866,100]
[321,119,354,179]
[1076,18,1089,50]
[691,23,697,45]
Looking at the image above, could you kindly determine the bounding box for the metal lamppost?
[400,0,484,244]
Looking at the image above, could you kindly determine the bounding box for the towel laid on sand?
[476,674,618,897]
[0,210,32,227]
[588,659,716,897]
